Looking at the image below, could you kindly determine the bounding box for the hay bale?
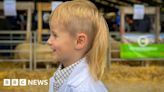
[14,43,32,60]
[15,38,120,63]
[35,44,53,61]
[14,43,54,62]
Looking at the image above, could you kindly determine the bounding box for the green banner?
[121,44,164,59]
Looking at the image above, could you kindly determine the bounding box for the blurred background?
[0,0,164,92]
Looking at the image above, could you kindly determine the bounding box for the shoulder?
[49,76,55,92]
[71,78,108,92]
[67,59,108,92]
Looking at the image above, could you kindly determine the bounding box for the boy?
[47,1,109,92]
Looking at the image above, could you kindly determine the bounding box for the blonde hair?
[50,0,109,80]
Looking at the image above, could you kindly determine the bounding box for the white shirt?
[53,59,81,91]
[49,58,108,92]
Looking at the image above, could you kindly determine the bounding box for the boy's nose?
[47,37,52,45]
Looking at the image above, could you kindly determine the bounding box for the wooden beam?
[155,7,160,43]
[26,8,32,42]
[120,7,156,14]
[37,2,51,11]
[120,7,125,43]
[0,2,34,10]
[37,2,51,43]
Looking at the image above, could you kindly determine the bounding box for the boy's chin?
[52,55,59,64]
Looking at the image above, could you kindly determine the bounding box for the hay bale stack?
[14,43,54,62]
[35,43,53,62]
[14,43,32,60]
[15,37,120,63]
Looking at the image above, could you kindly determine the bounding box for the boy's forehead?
[50,20,59,29]
[50,20,67,32]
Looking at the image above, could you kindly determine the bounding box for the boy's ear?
[75,33,88,50]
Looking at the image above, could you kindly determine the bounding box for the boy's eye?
[53,33,57,37]
[49,29,58,38]
[51,32,57,38]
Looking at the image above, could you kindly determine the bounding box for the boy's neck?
[61,53,85,68]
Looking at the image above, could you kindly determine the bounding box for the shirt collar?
[66,57,90,87]
[53,58,83,91]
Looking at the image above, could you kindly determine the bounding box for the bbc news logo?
[3,79,48,86]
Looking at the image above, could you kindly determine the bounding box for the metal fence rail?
[33,31,54,69]
[0,31,32,70]
[0,31,164,70]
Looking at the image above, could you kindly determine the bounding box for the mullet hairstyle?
[49,0,109,80]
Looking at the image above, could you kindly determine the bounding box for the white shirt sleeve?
[49,77,54,92]
[67,80,108,92]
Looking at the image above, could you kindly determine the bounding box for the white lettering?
[28,80,48,85]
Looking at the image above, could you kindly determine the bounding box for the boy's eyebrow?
[50,29,57,35]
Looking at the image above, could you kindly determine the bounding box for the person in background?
[0,11,11,30]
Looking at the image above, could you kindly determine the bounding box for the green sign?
[121,44,164,59]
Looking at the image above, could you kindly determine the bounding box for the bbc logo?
[3,79,26,86]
